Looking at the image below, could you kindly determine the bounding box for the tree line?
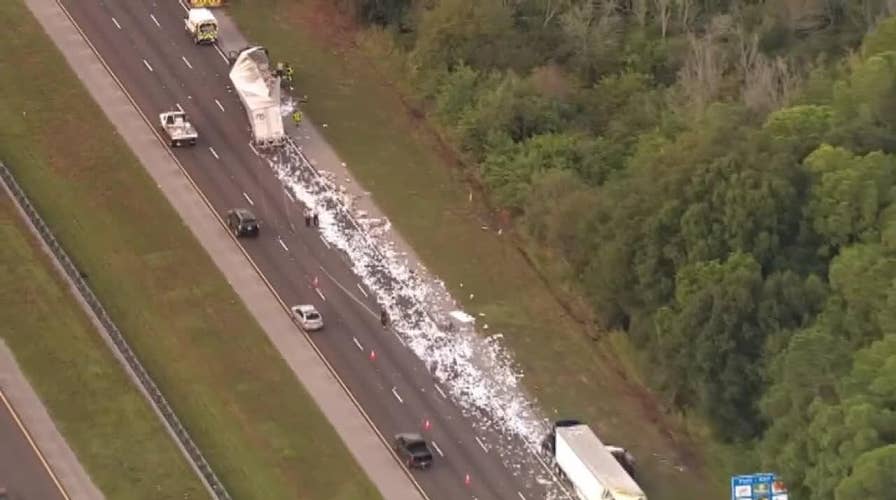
[335,1,896,497]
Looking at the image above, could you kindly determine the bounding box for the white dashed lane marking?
[142,59,153,72]
[391,387,404,404]
[111,17,121,30]
[475,436,488,453]
[241,192,253,205]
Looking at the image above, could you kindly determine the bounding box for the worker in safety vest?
[292,110,303,126]
[284,63,295,82]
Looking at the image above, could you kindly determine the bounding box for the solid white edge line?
[278,237,288,252]
[475,436,488,453]
[352,337,363,351]
[284,188,295,203]
[150,13,160,27]
[242,192,254,205]
[214,45,229,63]
[247,141,260,157]
[0,391,71,500]
[356,283,368,298]
[214,99,225,112]
[319,234,330,249]
[431,441,444,457]
[393,330,405,346]
[315,288,326,301]
[181,56,193,69]
[434,385,447,399]
[391,387,403,404]
[177,0,189,12]
[208,147,219,159]
[142,59,153,72]
[111,17,121,30]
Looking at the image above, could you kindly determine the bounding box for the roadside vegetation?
[233,0,896,498]
[0,2,380,499]
[0,198,207,500]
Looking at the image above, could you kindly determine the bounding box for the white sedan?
[290,304,324,331]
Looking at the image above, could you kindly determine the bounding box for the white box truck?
[228,46,286,149]
[184,8,218,44]
[547,421,646,500]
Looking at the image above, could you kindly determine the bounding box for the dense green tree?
[656,253,767,439]
[836,445,896,500]
[827,244,896,343]
[803,146,896,251]
[760,324,852,498]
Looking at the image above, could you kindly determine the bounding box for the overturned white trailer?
[228,46,286,148]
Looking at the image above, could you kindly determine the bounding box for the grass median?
[0,1,381,499]
[227,1,736,497]
[0,198,208,500]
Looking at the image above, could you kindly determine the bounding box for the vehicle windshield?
[200,24,216,33]
[306,312,321,321]
[407,441,430,455]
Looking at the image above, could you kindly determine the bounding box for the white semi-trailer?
[549,422,646,500]
[229,46,286,149]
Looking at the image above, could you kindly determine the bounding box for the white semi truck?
[228,46,287,149]
[544,420,646,500]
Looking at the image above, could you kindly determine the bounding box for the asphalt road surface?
[0,394,67,500]
[59,1,565,498]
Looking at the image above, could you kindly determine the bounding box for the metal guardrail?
[0,162,232,500]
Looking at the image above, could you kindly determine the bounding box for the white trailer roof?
[230,46,279,111]
[187,8,216,25]
[228,46,285,145]
[556,425,645,499]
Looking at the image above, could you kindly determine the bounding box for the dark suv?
[394,433,433,469]
[226,208,259,237]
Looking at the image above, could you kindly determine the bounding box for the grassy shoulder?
[227,1,732,497]
[0,198,207,500]
[0,2,380,499]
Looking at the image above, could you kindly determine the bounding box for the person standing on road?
[292,110,303,127]
[303,207,312,227]
[312,210,320,228]
[380,309,390,329]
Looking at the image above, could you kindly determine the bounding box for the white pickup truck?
[159,110,198,147]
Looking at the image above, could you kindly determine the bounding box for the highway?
[58,1,564,499]
[0,392,67,500]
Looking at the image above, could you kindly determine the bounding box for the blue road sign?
[731,473,789,500]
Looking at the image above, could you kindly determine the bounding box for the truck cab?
[184,8,218,44]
